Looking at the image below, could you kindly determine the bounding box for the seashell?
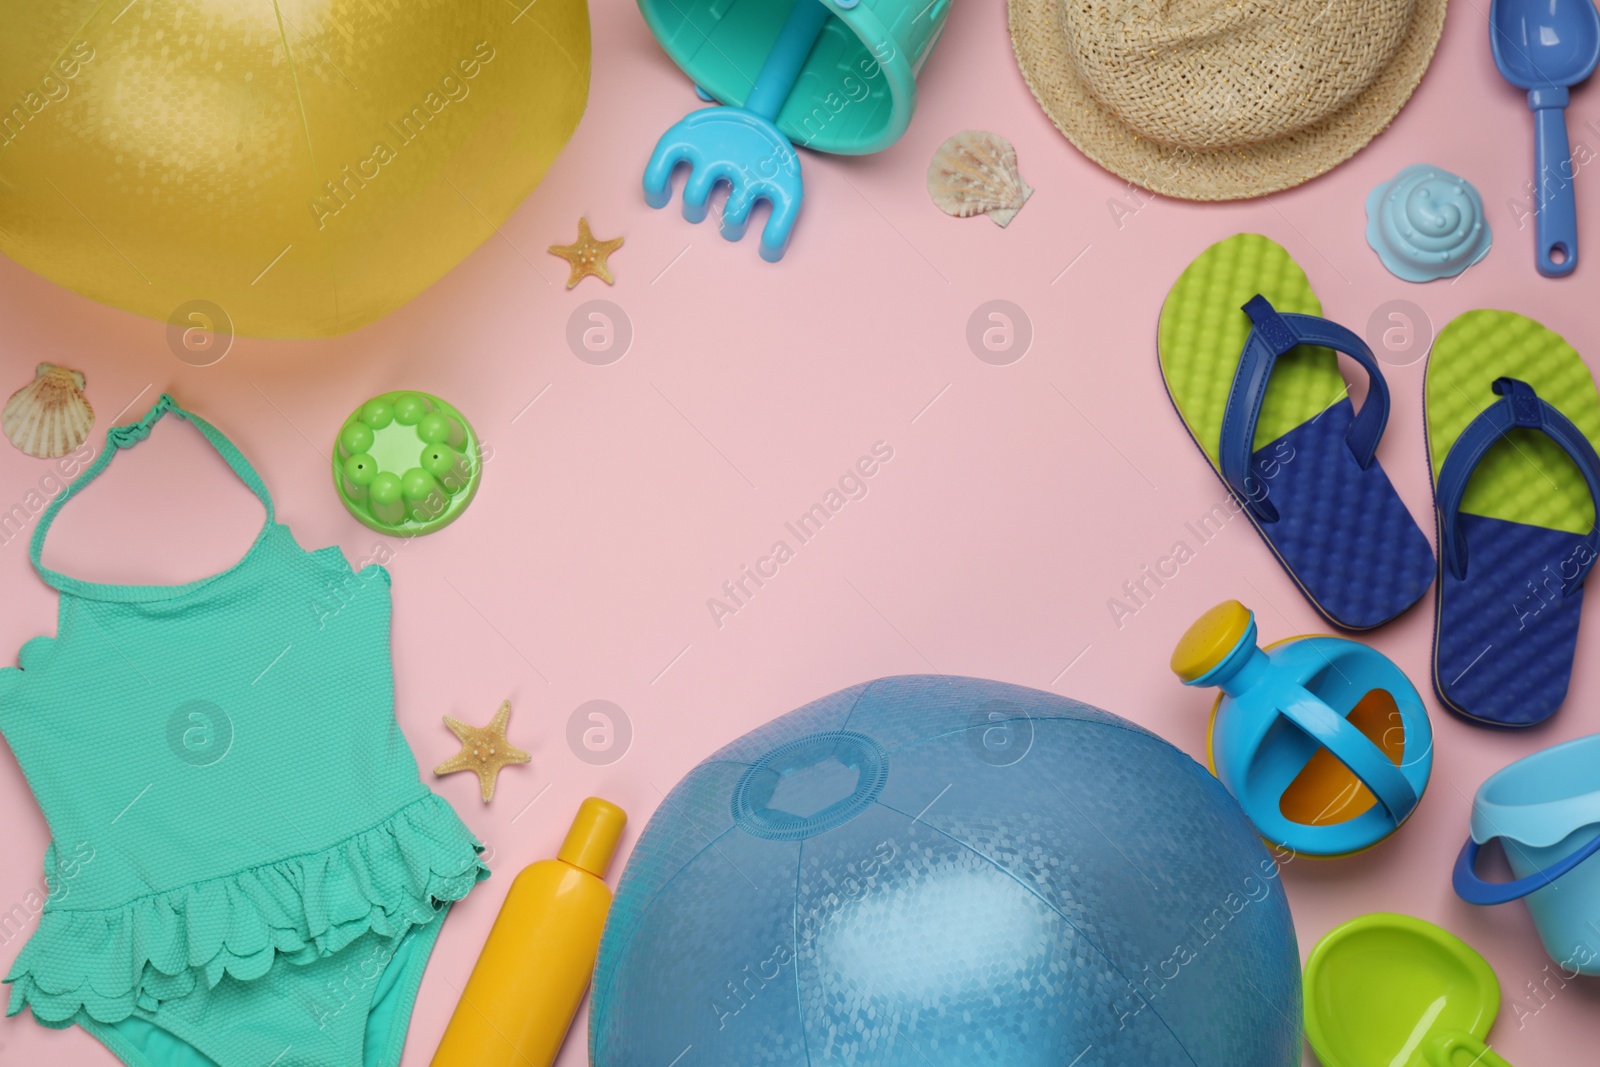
[3,364,94,459]
[927,130,1033,228]
[1365,164,1491,282]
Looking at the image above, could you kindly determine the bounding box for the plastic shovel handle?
[1425,1028,1514,1067]
[1531,87,1579,277]
[744,0,832,119]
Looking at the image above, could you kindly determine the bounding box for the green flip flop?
[1425,310,1600,726]
[1159,233,1435,629]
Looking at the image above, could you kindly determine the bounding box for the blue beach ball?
[589,676,1301,1066]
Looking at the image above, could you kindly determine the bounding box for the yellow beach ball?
[0,0,589,338]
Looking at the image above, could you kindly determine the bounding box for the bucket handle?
[1453,830,1600,905]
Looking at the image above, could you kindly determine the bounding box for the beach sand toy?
[639,0,951,259]
[1304,913,1513,1067]
[333,392,481,536]
[1173,601,1433,857]
[1454,734,1600,973]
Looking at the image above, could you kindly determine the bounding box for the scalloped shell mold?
[1365,164,1491,282]
[927,131,1033,227]
[3,364,93,459]
[332,391,481,536]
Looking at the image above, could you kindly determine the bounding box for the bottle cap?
[1171,600,1254,684]
[559,797,628,877]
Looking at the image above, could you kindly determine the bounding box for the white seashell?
[927,130,1033,228]
[3,364,94,459]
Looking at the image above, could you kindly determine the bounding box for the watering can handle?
[1279,686,1418,825]
[1453,829,1600,905]
[1424,1027,1515,1067]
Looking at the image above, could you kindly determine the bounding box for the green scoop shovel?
[1304,913,1514,1067]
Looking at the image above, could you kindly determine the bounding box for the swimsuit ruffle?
[4,791,488,1025]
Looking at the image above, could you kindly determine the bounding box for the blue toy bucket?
[1454,733,1600,974]
[637,0,950,155]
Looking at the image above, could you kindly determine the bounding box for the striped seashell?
[3,364,94,459]
[927,130,1033,227]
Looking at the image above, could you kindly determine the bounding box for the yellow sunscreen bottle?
[431,796,627,1067]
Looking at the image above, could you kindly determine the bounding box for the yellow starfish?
[548,217,624,288]
[433,700,530,802]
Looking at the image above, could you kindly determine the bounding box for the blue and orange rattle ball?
[590,676,1302,1066]
[333,392,480,536]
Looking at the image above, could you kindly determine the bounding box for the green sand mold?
[1427,310,1600,535]
[1159,233,1346,461]
[333,391,481,536]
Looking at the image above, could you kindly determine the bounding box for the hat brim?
[1008,0,1448,201]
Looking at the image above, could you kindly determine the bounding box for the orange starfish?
[548,217,624,288]
[433,700,530,802]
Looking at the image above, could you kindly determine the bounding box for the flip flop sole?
[1426,310,1600,726]
[1159,234,1435,630]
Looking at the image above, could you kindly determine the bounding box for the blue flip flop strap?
[1220,295,1390,524]
[1454,828,1600,905]
[1278,687,1418,825]
[1436,377,1600,590]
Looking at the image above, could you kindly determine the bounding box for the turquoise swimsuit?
[0,396,489,1066]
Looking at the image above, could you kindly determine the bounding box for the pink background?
[4,0,1600,1063]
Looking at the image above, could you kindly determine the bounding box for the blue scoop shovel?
[1491,0,1600,276]
[642,0,833,262]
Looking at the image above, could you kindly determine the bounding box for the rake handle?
[745,0,832,119]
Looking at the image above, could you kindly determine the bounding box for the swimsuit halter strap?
[30,394,275,588]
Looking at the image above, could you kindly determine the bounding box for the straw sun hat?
[1009,0,1449,200]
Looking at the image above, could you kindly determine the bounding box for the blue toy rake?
[642,0,833,262]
